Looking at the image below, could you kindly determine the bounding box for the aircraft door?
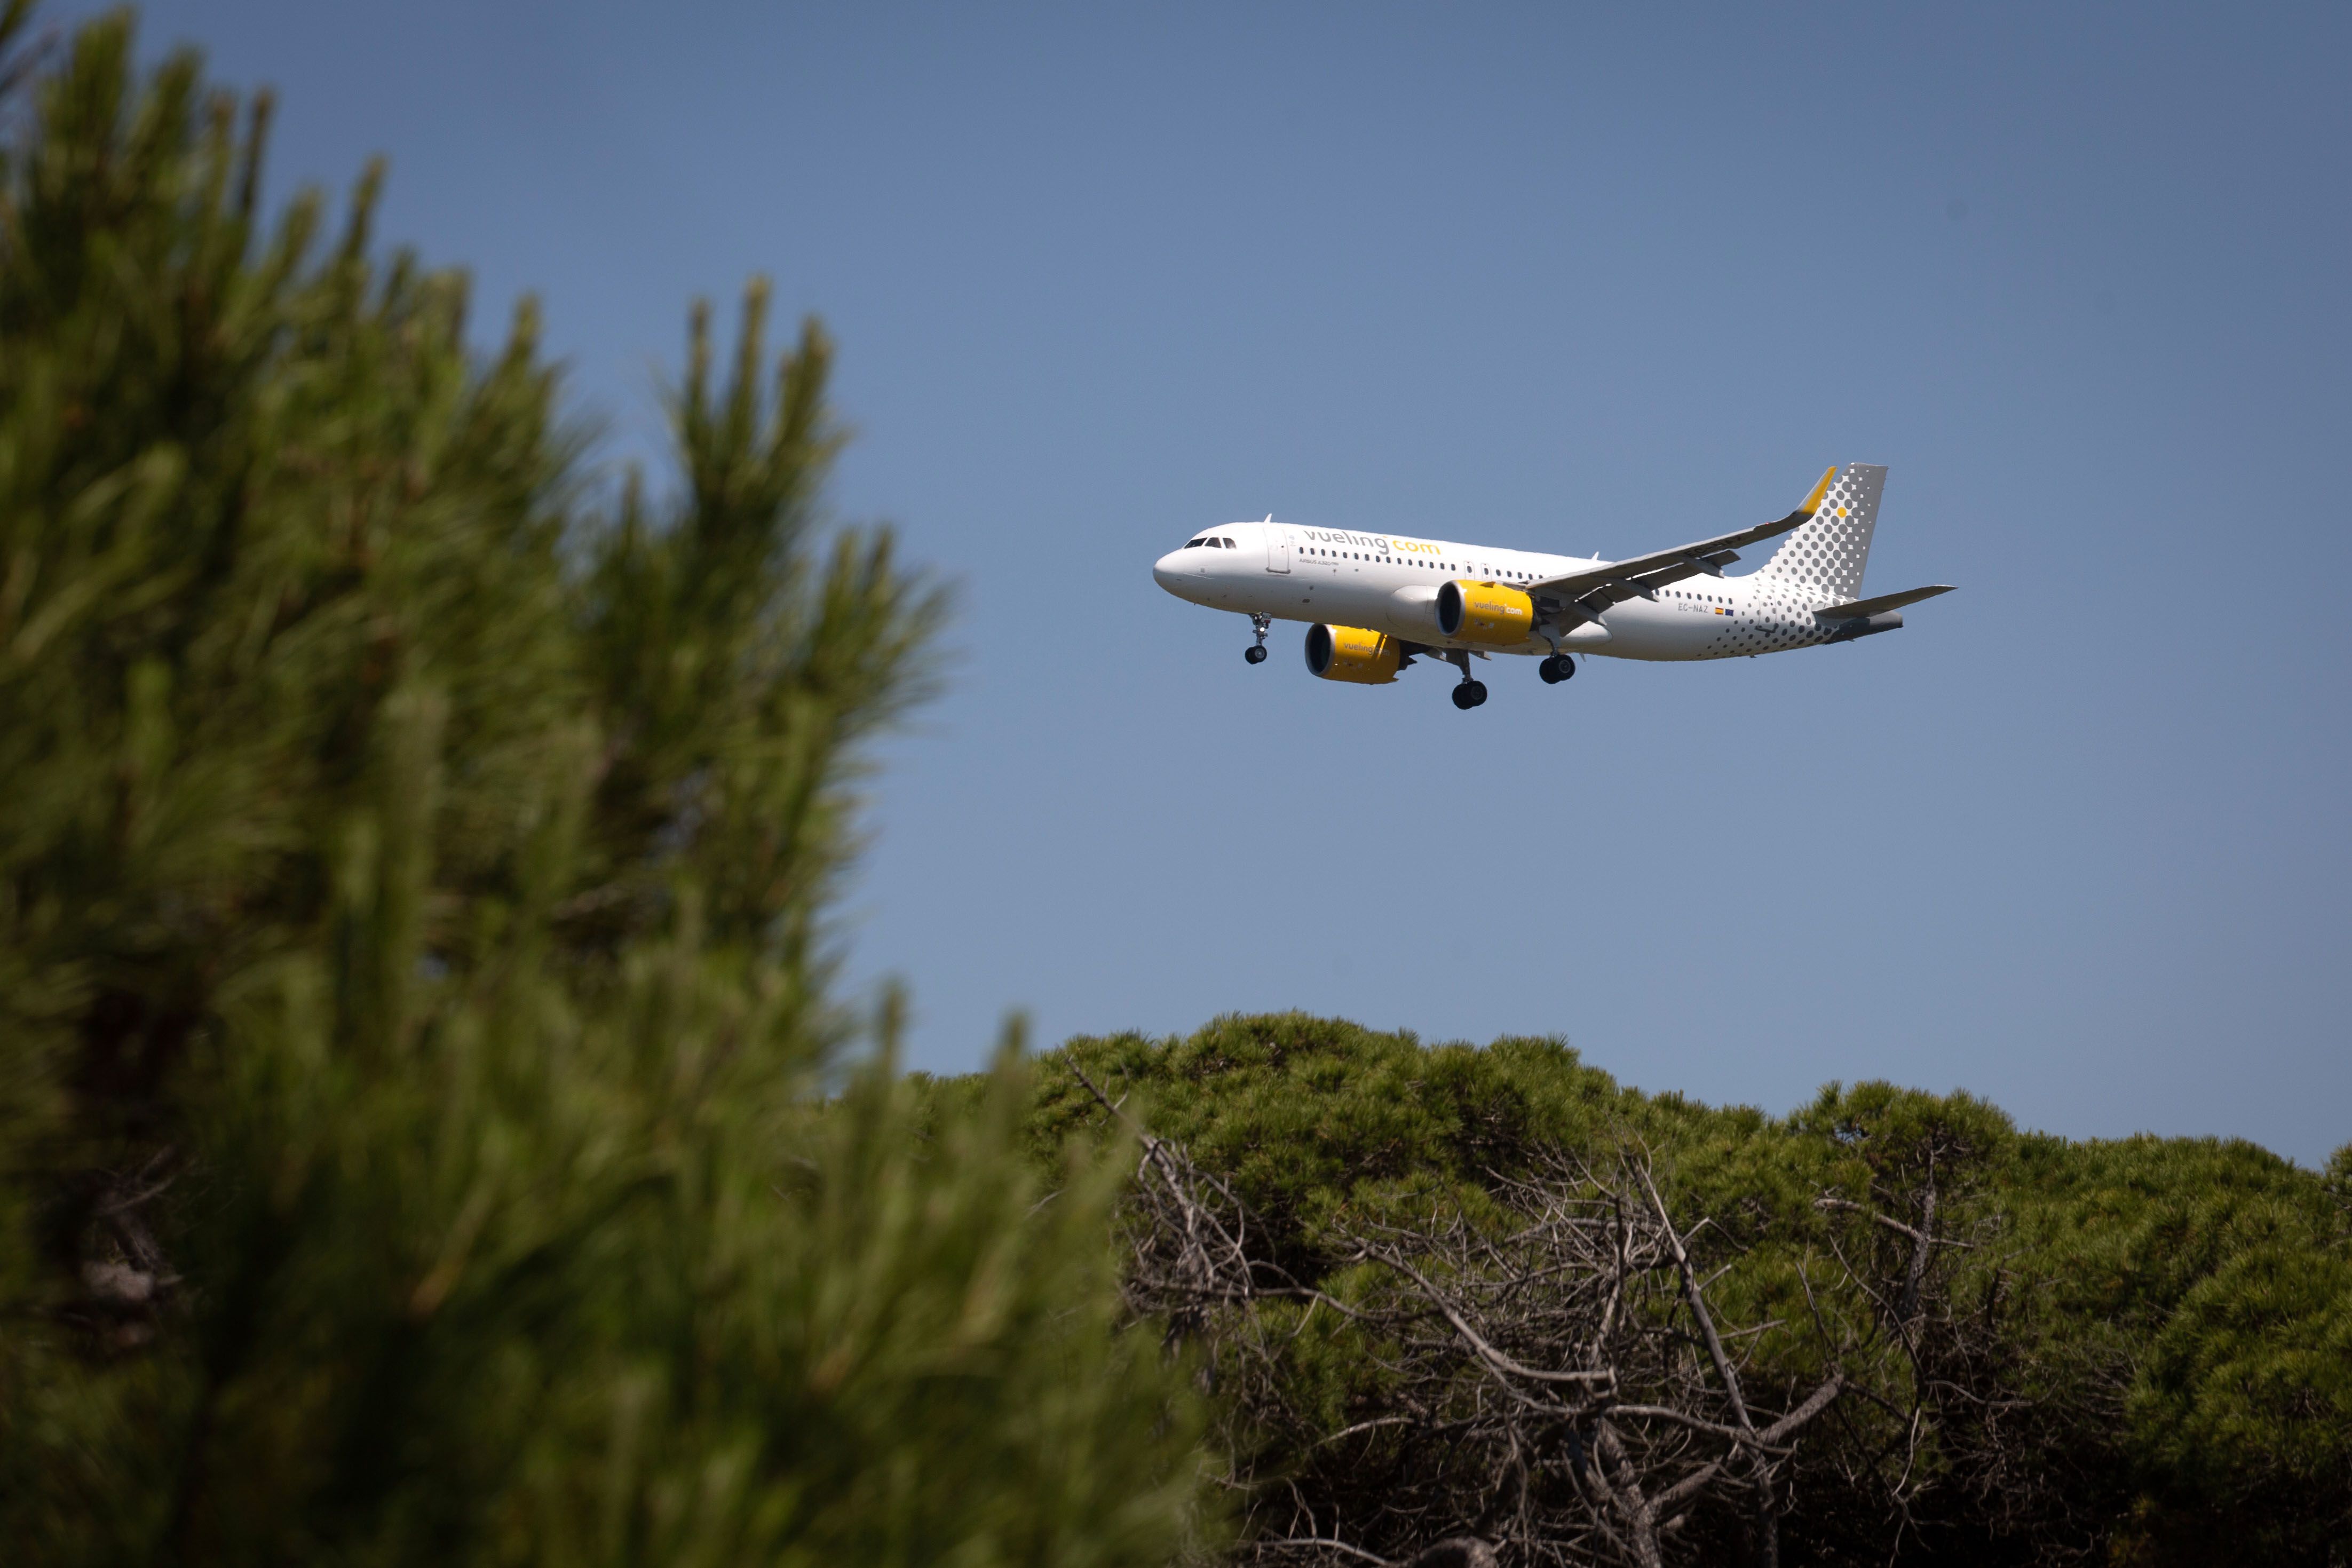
[1264,526,1291,574]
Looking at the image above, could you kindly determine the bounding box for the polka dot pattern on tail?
[1754,463,1886,605]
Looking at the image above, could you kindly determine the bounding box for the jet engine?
[1437,580,1534,645]
[1304,623,1401,684]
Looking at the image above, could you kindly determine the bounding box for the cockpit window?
[1183,538,1203,548]
[1218,537,1236,548]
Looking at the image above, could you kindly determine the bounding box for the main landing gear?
[1440,648,1488,709]
[1539,653,1576,684]
[1243,613,1271,664]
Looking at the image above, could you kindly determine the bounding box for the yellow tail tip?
[1801,464,1837,515]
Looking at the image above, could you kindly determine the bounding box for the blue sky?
[78,2,2350,1162]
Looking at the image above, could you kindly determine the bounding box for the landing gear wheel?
[1451,680,1488,710]
[1539,654,1575,684]
[1245,611,1271,665]
[1244,644,1268,665]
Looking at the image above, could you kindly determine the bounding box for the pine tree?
[0,7,1211,1562]
[1032,1014,2350,1565]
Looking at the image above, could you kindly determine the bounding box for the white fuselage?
[1152,521,1849,662]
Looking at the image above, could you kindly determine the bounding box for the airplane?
[1150,463,1952,709]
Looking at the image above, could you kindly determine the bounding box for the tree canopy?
[0,7,1208,1563]
[1025,1013,2352,1565]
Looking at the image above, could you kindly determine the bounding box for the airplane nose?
[1152,551,1189,592]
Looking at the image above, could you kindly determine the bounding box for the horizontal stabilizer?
[1814,584,1955,620]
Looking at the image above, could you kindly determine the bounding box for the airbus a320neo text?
[1151,463,1952,709]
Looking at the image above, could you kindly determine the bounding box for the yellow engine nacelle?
[1304,623,1401,684]
[1437,579,1534,645]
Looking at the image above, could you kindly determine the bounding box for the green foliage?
[2008,1135,2352,1562]
[1035,1013,2351,1564]
[0,9,1208,1564]
[1034,1014,1629,1251]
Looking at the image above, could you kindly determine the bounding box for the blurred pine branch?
[0,7,1210,1563]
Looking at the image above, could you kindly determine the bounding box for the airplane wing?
[1525,465,1836,620]
[1815,584,1956,620]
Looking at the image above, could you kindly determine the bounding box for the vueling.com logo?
[1302,529,1441,555]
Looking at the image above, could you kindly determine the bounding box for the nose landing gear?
[1539,653,1576,684]
[1244,613,1271,664]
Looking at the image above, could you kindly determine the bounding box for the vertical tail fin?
[1754,463,1887,601]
